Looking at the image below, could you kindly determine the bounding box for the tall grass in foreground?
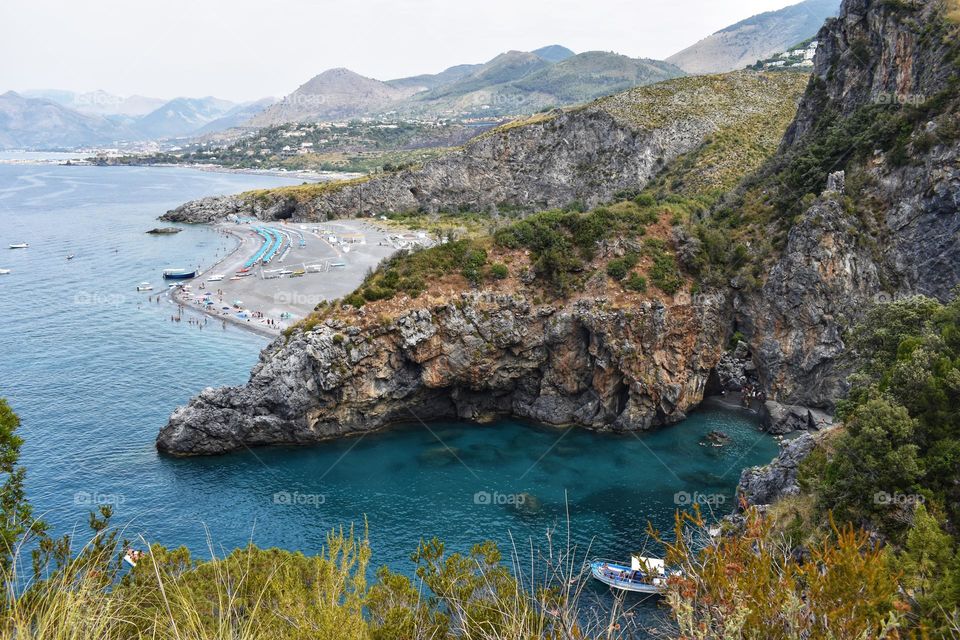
[1,507,661,640]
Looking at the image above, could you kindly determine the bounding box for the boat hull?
[163,271,197,280]
[589,561,665,595]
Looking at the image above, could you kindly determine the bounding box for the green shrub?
[606,253,640,281]
[624,273,647,292]
[490,263,509,280]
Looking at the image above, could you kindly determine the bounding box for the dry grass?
[949,0,960,23]
[1,510,655,640]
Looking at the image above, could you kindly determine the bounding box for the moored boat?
[8,243,28,249]
[0,269,10,275]
[123,548,147,568]
[162,268,197,280]
[137,282,153,291]
[589,556,671,595]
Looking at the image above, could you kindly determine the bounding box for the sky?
[1,0,799,103]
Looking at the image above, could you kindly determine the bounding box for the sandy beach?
[163,219,433,336]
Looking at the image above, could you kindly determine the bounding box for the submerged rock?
[701,430,731,448]
[145,227,182,235]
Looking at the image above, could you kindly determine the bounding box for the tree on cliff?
[0,398,46,580]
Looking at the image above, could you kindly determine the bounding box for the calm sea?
[0,160,777,615]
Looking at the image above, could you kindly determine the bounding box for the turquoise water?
[0,162,778,590]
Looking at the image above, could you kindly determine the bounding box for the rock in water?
[157,293,730,456]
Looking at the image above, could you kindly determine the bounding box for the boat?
[589,556,671,595]
[162,268,197,280]
[123,548,147,568]
[66,254,75,260]
[0,269,10,275]
[8,243,28,249]
[136,282,153,292]
[207,274,224,282]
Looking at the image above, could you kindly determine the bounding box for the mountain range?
[666,0,841,73]
[246,46,684,126]
[1,0,842,150]
[0,92,275,149]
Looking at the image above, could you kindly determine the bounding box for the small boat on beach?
[137,282,153,291]
[590,556,671,595]
[207,274,224,282]
[162,268,197,280]
[8,243,28,249]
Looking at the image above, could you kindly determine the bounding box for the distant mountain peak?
[667,0,840,74]
[532,45,576,62]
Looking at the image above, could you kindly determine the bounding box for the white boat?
[589,556,671,595]
[0,269,10,275]
[207,274,224,282]
[123,549,147,568]
[8,243,28,249]
[66,254,75,260]
[137,282,153,292]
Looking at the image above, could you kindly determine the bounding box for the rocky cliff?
[738,0,960,419]
[161,73,807,224]
[158,1,960,458]
[158,292,730,455]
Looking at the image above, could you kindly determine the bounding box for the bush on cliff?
[659,507,908,638]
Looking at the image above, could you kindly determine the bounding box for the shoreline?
[160,219,410,339]
[0,156,362,183]
[165,225,285,338]
[113,162,363,183]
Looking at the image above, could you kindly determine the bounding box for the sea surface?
[0,159,778,616]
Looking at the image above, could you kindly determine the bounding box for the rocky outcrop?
[762,401,834,435]
[783,0,956,147]
[162,73,807,224]
[738,431,824,506]
[739,0,960,411]
[157,292,731,455]
[158,1,960,458]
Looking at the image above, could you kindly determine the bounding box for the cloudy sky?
[2,0,798,102]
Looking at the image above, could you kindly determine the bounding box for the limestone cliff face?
[161,73,806,224]
[740,0,960,411]
[157,293,729,455]
[783,0,956,146]
[157,2,959,458]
